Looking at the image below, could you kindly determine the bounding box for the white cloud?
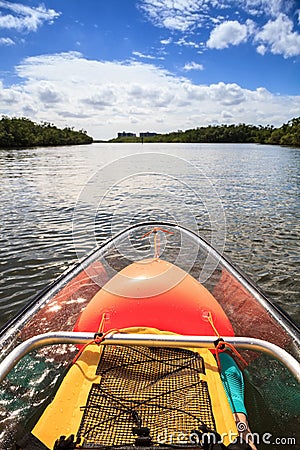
[175,37,201,48]
[0,36,14,45]
[82,88,117,108]
[207,20,249,49]
[0,0,60,32]
[36,81,65,105]
[206,12,300,57]
[209,82,247,105]
[138,0,299,58]
[256,44,267,55]
[138,0,208,31]
[241,0,293,17]
[254,14,300,57]
[160,37,172,45]
[138,0,293,32]
[1,52,299,139]
[132,51,158,60]
[183,61,204,71]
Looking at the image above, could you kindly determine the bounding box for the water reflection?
[0,143,299,327]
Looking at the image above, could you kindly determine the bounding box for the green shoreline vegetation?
[0,117,93,148]
[110,117,300,147]
[1,116,299,148]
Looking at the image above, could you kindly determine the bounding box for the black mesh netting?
[77,345,215,447]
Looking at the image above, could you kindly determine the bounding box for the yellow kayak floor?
[32,330,237,449]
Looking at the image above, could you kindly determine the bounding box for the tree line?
[0,117,93,148]
[111,117,300,147]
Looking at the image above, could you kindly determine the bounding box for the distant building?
[139,132,157,138]
[117,131,136,138]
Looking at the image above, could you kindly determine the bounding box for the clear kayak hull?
[0,222,299,449]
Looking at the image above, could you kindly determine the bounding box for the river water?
[0,143,299,327]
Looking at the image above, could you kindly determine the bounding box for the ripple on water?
[0,144,299,328]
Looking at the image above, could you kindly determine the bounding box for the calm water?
[0,143,299,327]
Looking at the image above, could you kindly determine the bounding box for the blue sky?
[0,0,299,139]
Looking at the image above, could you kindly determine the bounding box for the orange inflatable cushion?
[74,259,234,337]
